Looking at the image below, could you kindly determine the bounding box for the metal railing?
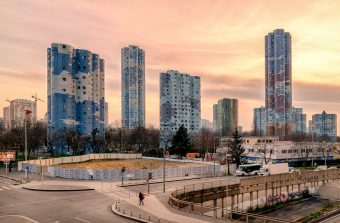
[169,179,292,223]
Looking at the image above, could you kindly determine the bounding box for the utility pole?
[24,110,31,162]
[163,139,167,193]
[24,120,28,161]
[162,137,167,193]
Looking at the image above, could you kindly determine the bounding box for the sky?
[1,0,340,132]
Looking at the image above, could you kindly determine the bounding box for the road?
[0,176,134,223]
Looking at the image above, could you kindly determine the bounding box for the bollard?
[118,207,120,211]
[102,182,103,189]
[139,213,142,219]
[158,219,161,223]
[131,211,133,216]
[129,192,130,199]
[148,215,151,221]
[123,210,125,214]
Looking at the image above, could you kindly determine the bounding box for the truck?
[259,163,289,176]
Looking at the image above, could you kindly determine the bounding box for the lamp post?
[24,110,31,163]
[161,137,168,193]
[24,119,28,161]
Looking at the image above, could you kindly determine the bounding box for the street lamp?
[161,137,168,193]
[24,110,32,163]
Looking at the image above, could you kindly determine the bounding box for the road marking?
[74,217,90,223]
[0,215,40,223]
[1,186,12,190]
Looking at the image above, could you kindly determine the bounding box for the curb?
[111,201,153,223]
[22,186,94,192]
[0,175,23,183]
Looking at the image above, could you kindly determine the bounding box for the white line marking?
[0,215,40,223]
[1,186,11,190]
[74,217,90,223]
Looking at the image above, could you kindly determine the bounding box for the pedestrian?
[138,192,144,205]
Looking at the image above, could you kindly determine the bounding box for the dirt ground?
[57,159,205,170]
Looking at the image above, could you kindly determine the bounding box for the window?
[63,78,66,81]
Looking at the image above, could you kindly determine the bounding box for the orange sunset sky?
[1,0,340,132]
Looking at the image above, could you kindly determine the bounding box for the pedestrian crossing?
[0,185,18,191]
[0,178,20,191]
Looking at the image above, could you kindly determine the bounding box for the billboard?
[0,151,16,162]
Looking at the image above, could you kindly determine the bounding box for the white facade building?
[3,99,37,129]
[310,111,337,141]
[160,70,201,146]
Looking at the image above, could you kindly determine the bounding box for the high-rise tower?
[47,43,105,153]
[121,45,145,129]
[265,29,292,138]
[160,70,201,146]
[216,98,238,136]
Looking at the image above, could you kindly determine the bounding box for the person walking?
[138,192,144,205]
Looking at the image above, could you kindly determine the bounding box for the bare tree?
[294,142,315,167]
[317,142,336,167]
[255,143,275,164]
[193,127,215,157]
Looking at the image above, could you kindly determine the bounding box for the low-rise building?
[216,136,335,163]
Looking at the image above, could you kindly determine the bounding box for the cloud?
[1,0,340,132]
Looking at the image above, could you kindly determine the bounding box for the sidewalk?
[3,173,231,223]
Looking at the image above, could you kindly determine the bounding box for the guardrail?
[169,179,292,223]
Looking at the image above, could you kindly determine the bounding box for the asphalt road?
[0,176,134,223]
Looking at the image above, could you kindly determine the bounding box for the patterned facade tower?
[160,70,201,147]
[47,43,105,153]
[121,45,145,129]
[265,29,292,138]
[216,98,238,136]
